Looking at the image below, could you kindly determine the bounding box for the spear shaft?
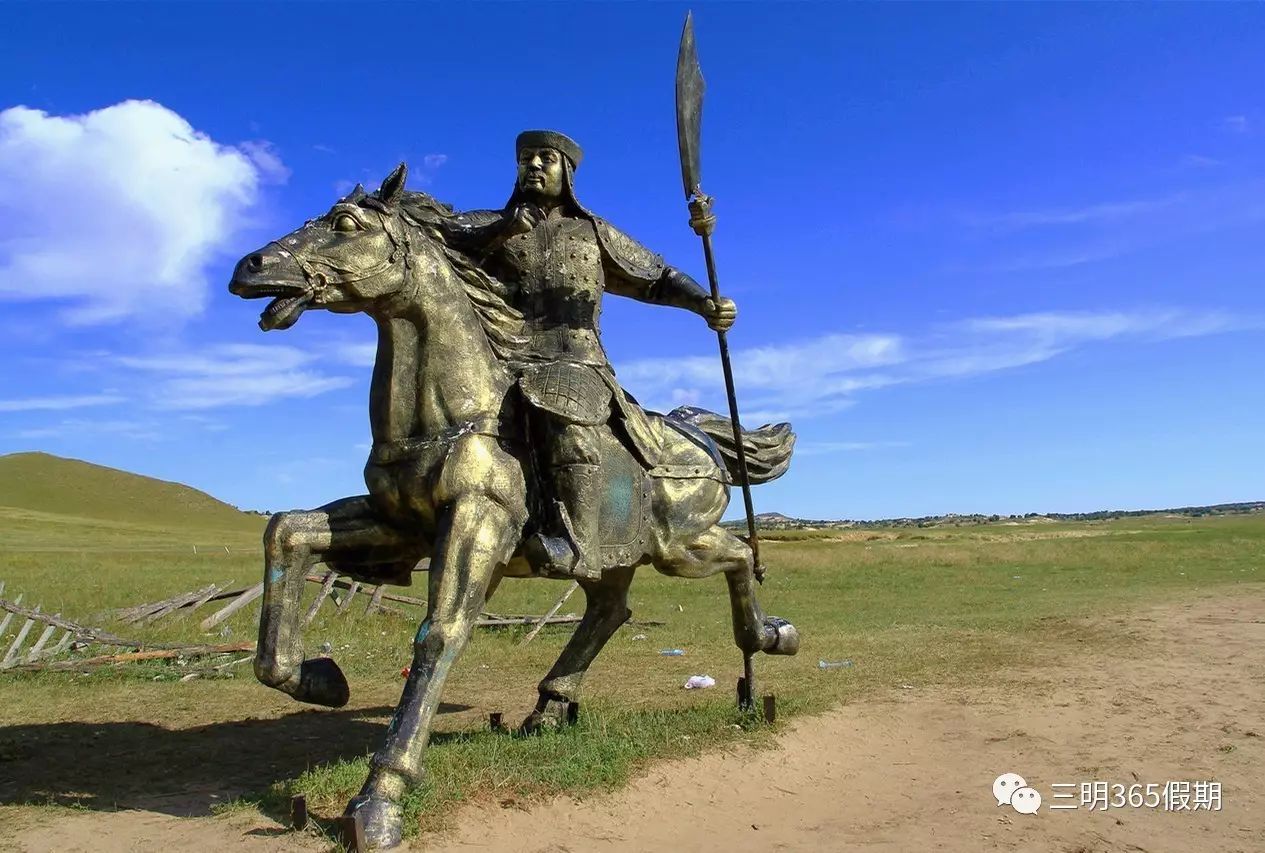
[676,13,763,577]
[698,218,763,577]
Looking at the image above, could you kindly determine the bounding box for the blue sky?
[1,3,1261,520]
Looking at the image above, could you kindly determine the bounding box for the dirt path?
[9,591,1263,853]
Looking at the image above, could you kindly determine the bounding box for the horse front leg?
[348,493,520,849]
[658,524,800,656]
[519,565,636,734]
[255,496,418,707]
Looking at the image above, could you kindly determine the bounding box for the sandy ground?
[8,589,1263,853]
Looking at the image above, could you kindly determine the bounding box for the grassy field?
[1,458,1262,842]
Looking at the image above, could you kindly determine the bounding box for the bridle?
[263,198,420,310]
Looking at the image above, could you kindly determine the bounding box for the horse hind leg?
[657,524,799,658]
[256,496,419,708]
[519,565,636,734]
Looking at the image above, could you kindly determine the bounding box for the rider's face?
[517,147,565,200]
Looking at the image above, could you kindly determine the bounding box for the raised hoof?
[763,617,800,656]
[346,794,402,850]
[293,657,350,707]
[518,697,573,735]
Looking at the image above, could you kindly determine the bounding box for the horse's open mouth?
[259,291,312,331]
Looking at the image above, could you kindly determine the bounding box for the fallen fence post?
[172,583,229,621]
[303,574,428,609]
[519,581,580,646]
[0,593,24,637]
[335,581,361,615]
[366,585,385,616]
[141,585,219,626]
[2,607,39,668]
[10,641,256,672]
[25,622,58,662]
[304,571,339,626]
[199,582,264,631]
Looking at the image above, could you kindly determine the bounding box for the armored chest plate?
[494,216,607,363]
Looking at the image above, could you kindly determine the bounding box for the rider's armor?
[439,131,711,580]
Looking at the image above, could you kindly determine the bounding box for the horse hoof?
[518,697,573,735]
[763,617,800,656]
[295,657,350,707]
[346,794,402,849]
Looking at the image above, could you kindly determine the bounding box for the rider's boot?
[555,462,602,580]
[525,463,603,581]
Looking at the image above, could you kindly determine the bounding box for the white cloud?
[1181,154,1222,169]
[797,440,910,455]
[962,181,1265,271]
[971,198,1168,230]
[0,100,282,324]
[423,153,449,169]
[335,341,377,367]
[619,333,903,392]
[14,418,161,441]
[156,372,353,410]
[616,308,1259,423]
[959,309,1250,342]
[1223,115,1250,134]
[670,387,701,407]
[618,332,903,422]
[0,393,124,412]
[118,342,316,376]
[113,343,354,410]
[237,140,291,184]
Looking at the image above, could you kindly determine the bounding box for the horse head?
[230,163,444,330]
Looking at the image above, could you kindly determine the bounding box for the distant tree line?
[722,502,1265,530]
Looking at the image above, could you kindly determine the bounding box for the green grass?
[1,473,1263,839]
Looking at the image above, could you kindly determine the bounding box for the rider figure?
[440,130,736,580]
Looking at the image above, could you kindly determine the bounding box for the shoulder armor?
[592,217,666,282]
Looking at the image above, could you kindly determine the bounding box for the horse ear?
[342,183,367,203]
[379,163,407,204]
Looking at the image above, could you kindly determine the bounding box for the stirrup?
[524,531,581,579]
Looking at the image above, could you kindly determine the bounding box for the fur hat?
[515,130,583,169]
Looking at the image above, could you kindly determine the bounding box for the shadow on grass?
[0,701,472,817]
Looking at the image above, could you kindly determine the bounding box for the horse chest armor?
[497,217,606,364]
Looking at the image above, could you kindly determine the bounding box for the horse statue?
[228,163,799,848]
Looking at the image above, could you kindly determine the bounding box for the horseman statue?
[438,130,737,581]
[228,129,797,850]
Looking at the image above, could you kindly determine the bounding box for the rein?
[369,416,516,466]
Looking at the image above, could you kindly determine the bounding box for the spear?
[676,12,764,581]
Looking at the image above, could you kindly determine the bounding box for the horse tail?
[667,406,796,485]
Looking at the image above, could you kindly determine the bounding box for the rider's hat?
[516,130,583,169]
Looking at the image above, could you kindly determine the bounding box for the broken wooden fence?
[0,580,255,673]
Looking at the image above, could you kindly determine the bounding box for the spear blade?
[676,11,704,199]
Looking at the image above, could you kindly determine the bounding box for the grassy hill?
[0,452,263,539]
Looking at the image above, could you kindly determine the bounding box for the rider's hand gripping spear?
[676,13,763,580]
[677,13,767,713]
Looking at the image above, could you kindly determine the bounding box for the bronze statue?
[437,129,736,582]
[229,153,799,846]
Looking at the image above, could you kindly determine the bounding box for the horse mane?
[395,191,527,361]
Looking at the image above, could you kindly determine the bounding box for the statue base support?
[336,812,367,852]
